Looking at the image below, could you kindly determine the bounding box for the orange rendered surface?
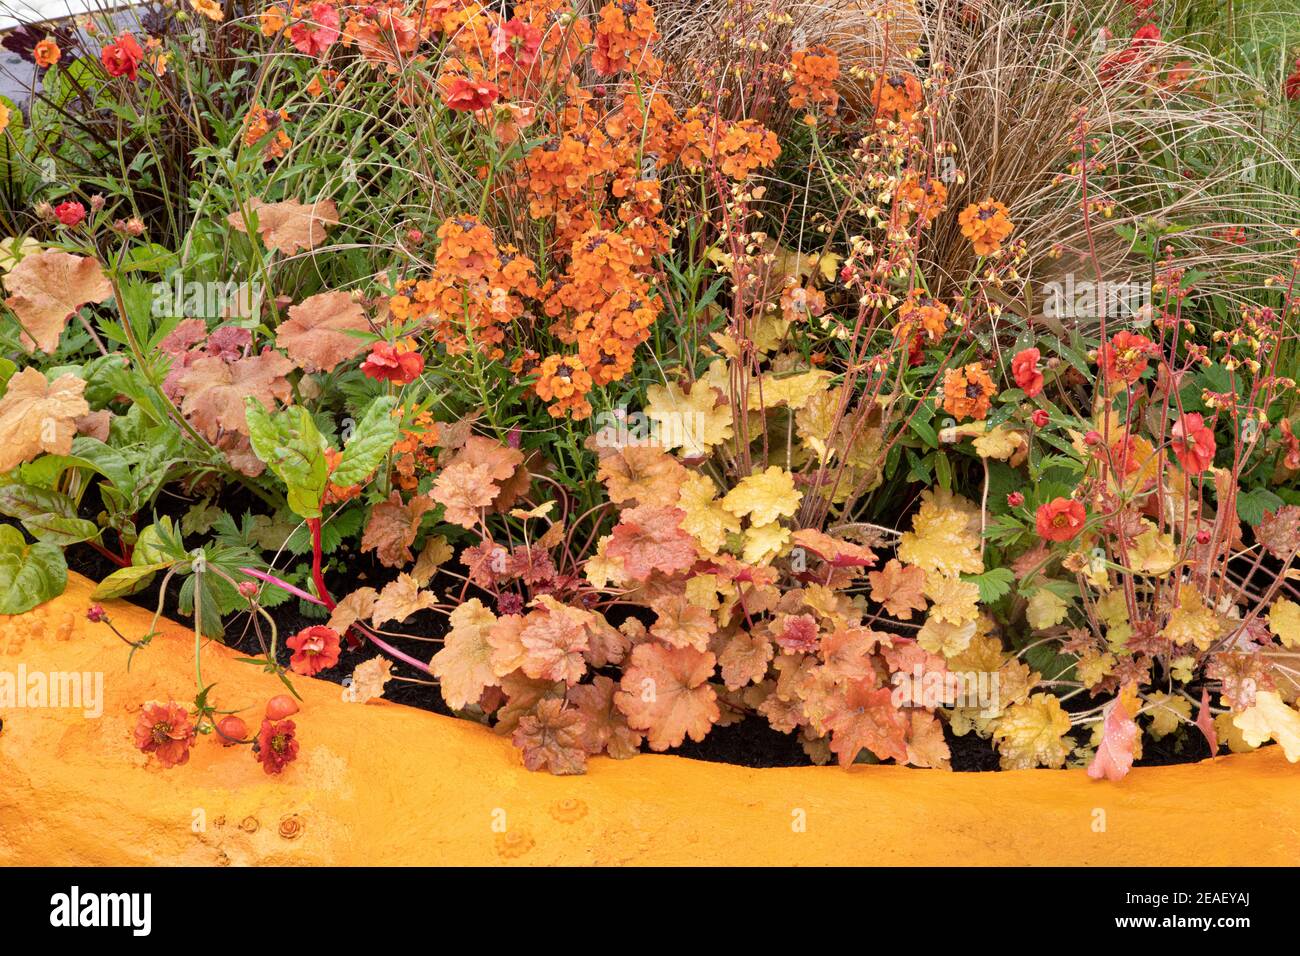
[1,573,1296,866]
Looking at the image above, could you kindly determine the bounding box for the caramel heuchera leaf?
[993,692,1073,769]
[176,350,294,439]
[867,558,928,619]
[432,436,526,528]
[615,642,719,750]
[511,698,588,775]
[569,675,643,758]
[606,504,698,581]
[598,444,687,508]
[3,250,112,353]
[227,197,340,255]
[371,573,437,627]
[905,711,952,769]
[411,534,454,586]
[327,586,378,633]
[429,598,498,709]
[361,491,434,568]
[1232,690,1300,761]
[718,629,774,690]
[0,369,90,472]
[825,679,908,767]
[275,290,370,372]
[349,656,393,704]
[720,465,802,527]
[516,602,590,684]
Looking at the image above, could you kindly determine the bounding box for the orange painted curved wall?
[0,573,1296,866]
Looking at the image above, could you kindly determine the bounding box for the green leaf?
[0,524,67,614]
[92,561,175,600]
[0,484,98,545]
[1237,487,1284,527]
[246,400,328,519]
[910,406,939,449]
[963,567,1015,605]
[135,517,189,564]
[119,243,178,276]
[332,396,399,487]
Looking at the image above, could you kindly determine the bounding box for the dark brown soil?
[59,528,1227,772]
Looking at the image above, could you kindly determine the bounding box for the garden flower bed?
[1,0,1300,869]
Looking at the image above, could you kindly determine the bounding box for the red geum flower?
[1007,491,1025,507]
[1099,330,1157,386]
[133,700,196,768]
[255,718,299,775]
[289,2,340,57]
[1170,412,1216,474]
[441,75,499,112]
[1036,497,1088,542]
[361,341,424,384]
[1131,23,1162,45]
[54,201,86,227]
[1285,58,1300,101]
[492,18,542,67]
[1011,347,1044,397]
[100,32,144,81]
[1031,408,1050,428]
[286,624,341,676]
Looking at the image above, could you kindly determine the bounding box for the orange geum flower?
[133,700,196,769]
[261,4,288,34]
[33,38,60,68]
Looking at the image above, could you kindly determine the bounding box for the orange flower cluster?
[391,410,442,490]
[788,45,840,114]
[372,1,781,419]
[243,103,291,160]
[872,72,924,121]
[942,363,996,421]
[592,0,662,78]
[674,108,781,180]
[390,217,538,361]
[958,199,1015,256]
[533,228,662,415]
[898,290,952,343]
[898,174,949,227]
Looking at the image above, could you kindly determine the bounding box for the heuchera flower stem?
[239,566,432,675]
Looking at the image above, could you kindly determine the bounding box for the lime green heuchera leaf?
[245,399,328,519]
[0,523,67,614]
